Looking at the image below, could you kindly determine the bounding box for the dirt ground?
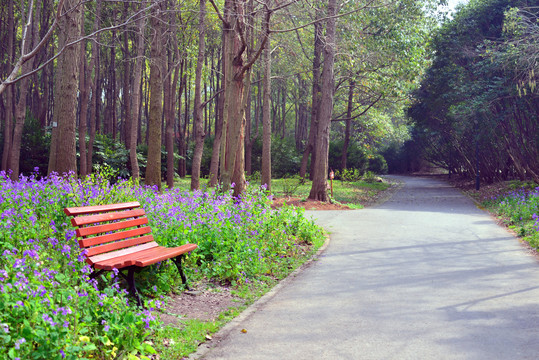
[271,197,352,210]
[159,283,244,327]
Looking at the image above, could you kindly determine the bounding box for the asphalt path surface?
[195,175,539,359]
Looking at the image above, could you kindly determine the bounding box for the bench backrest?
[64,202,155,265]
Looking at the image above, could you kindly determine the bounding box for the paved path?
[195,176,539,359]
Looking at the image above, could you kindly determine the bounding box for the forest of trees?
[408,0,539,183]
[2,0,535,201]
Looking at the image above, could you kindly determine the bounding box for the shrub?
[368,154,388,175]
[328,140,368,174]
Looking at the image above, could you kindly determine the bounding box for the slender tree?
[191,0,207,190]
[308,0,337,201]
[48,0,82,175]
[261,2,272,190]
[145,2,165,189]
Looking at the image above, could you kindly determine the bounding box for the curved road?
[195,176,539,359]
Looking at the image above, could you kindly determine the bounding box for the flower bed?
[0,170,323,359]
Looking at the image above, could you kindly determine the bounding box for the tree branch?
[331,93,383,122]
[0,0,159,91]
[270,0,384,34]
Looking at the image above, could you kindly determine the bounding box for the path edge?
[189,233,331,359]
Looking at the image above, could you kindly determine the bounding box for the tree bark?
[8,0,35,179]
[86,0,101,174]
[129,4,146,181]
[209,36,225,187]
[341,80,355,170]
[299,8,323,179]
[78,12,89,178]
[261,8,272,190]
[48,0,82,176]
[308,0,338,201]
[2,0,15,172]
[191,0,207,190]
[145,2,164,190]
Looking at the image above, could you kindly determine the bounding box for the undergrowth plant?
[0,168,323,359]
[484,185,539,247]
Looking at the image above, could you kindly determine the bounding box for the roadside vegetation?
[479,181,539,249]
[0,169,325,359]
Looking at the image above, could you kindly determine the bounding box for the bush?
[328,140,368,174]
[368,154,388,175]
[485,186,539,247]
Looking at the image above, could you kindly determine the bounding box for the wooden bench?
[64,201,197,307]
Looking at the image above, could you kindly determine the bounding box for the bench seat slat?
[64,202,141,216]
[131,243,198,267]
[85,234,155,257]
[78,226,152,248]
[77,217,149,237]
[92,243,198,270]
[70,208,146,227]
[88,241,159,266]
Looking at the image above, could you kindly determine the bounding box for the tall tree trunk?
[78,18,89,178]
[145,2,165,190]
[122,2,131,148]
[8,0,34,179]
[261,9,272,190]
[308,0,337,201]
[177,64,186,178]
[87,0,101,174]
[163,51,173,188]
[220,0,248,196]
[295,75,308,151]
[129,7,145,181]
[191,0,207,190]
[166,48,181,189]
[299,9,323,179]
[2,0,15,172]
[48,0,82,175]
[341,80,355,170]
[209,38,225,187]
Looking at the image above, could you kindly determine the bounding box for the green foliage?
[381,140,423,174]
[328,140,368,174]
[483,184,539,247]
[278,175,304,196]
[408,0,539,182]
[362,171,378,184]
[20,114,50,177]
[249,136,301,178]
[335,168,362,182]
[92,134,130,179]
[367,154,388,175]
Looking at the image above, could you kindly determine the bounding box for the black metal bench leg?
[172,255,191,291]
[126,267,143,308]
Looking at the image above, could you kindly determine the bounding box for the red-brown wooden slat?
[134,244,198,267]
[77,217,148,237]
[92,243,198,270]
[92,242,162,270]
[85,235,156,257]
[70,208,146,227]
[64,202,140,216]
[88,240,158,265]
[78,226,152,248]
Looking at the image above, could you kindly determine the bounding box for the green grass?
[270,177,392,206]
[173,175,393,207]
